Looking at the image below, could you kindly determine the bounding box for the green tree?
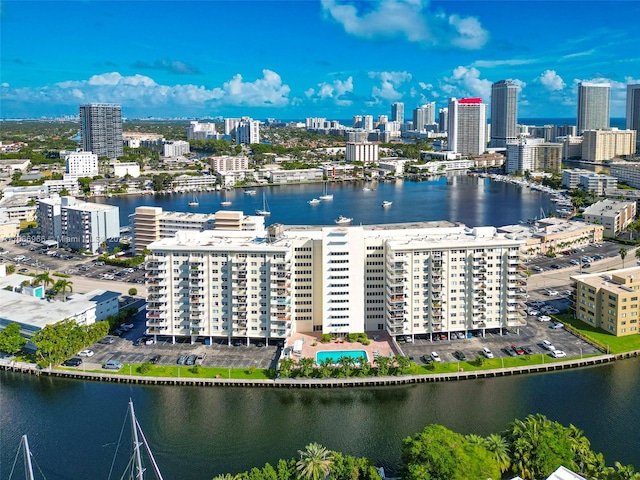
[395,355,411,374]
[0,323,27,354]
[53,279,73,301]
[401,424,501,480]
[338,355,355,377]
[317,358,333,378]
[128,288,138,296]
[635,248,640,264]
[296,443,333,480]
[374,356,392,376]
[483,433,511,473]
[279,358,295,378]
[297,357,315,378]
[619,247,628,268]
[33,271,54,288]
[358,355,371,377]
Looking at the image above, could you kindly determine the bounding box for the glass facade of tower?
[577,83,610,134]
[490,80,518,148]
[80,103,123,159]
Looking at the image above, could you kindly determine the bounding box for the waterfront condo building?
[391,102,404,123]
[582,199,636,237]
[626,84,640,150]
[610,162,640,189]
[577,82,610,134]
[79,103,123,159]
[490,80,518,148]
[145,222,527,343]
[506,138,562,174]
[448,98,487,156]
[226,117,260,144]
[413,103,436,132]
[346,142,379,164]
[573,267,640,336]
[581,129,637,161]
[65,151,99,177]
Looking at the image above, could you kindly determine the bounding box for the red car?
[511,344,525,355]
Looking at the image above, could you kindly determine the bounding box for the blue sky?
[1,0,639,120]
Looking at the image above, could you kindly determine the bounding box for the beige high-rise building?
[573,267,640,336]
[581,129,636,161]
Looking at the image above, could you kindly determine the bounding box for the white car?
[551,350,567,358]
[550,322,565,329]
[570,259,580,265]
[527,309,540,316]
[430,352,442,362]
[78,349,94,357]
[541,340,556,351]
[538,315,552,322]
[482,347,494,359]
[546,289,559,296]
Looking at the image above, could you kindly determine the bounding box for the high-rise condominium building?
[79,104,123,159]
[448,98,487,156]
[438,108,448,133]
[413,103,436,132]
[490,80,518,148]
[577,82,610,134]
[145,223,526,343]
[391,102,404,123]
[626,84,640,149]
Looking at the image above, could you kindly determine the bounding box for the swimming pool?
[315,350,368,364]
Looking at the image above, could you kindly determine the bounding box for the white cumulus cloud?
[321,0,488,50]
[219,69,290,107]
[539,70,565,91]
[306,77,354,106]
[443,66,492,100]
[367,70,412,104]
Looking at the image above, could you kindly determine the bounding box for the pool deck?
[287,331,397,364]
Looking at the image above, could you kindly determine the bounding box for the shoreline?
[3,351,639,388]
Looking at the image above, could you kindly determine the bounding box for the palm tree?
[296,443,333,480]
[619,247,628,268]
[33,271,53,288]
[53,279,73,302]
[395,355,411,374]
[484,433,511,473]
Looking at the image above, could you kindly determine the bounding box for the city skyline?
[1,0,640,119]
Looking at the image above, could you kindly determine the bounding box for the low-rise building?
[172,174,218,191]
[406,159,474,175]
[378,158,412,176]
[162,140,190,158]
[266,168,324,184]
[609,162,640,188]
[582,199,636,237]
[111,162,141,178]
[215,170,259,187]
[346,142,379,164]
[0,213,20,239]
[581,129,637,162]
[578,173,618,195]
[562,168,593,189]
[572,267,640,336]
[210,156,249,172]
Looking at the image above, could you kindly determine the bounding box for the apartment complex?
[490,80,518,148]
[391,102,404,123]
[626,84,640,149]
[573,267,640,336]
[506,138,562,174]
[582,199,636,237]
[577,82,610,134]
[37,196,120,252]
[80,103,123,159]
[133,207,265,254]
[448,98,487,156]
[145,222,527,343]
[345,142,379,164]
[65,151,99,177]
[581,129,637,161]
[610,162,640,189]
[578,173,618,195]
[225,117,260,144]
[162,140,190,157]
[210,156,249,172]
[413,103,436,132]
[186,121,220,140]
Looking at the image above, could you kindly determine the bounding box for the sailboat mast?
[130,400,146,480]
[22,435,35,480]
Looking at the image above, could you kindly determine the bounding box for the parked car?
[232,340,243,347]
[522,345,534,355]
[420,354,433,364]
[482,347,494,359]
[113,329,123,336]
[504,346,518,357]
[528,309,540,316]
[78,349,94,357]
[103,359,123,370]
[430,352,442,362]
[539,315,552,322]
[98,336,115,345]
[546,289,559,296]
[542,340,556,351]
[195,355,205,365]
[185,355,197,366]
[177,355,187,365]
[551,350,567,358]
[570,259,580,265]
[550,322,565,329]
[453,350,467,361]
[511,344,525,355]
[62,357,82,367]
[150,355,161,364]
[120,323,134,331]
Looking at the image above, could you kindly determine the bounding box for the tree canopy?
[0,323,27,355]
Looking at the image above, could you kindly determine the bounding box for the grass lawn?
[84,364,273,380]
[556,314,640,354]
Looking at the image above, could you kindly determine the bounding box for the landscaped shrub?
[321,334,331,343]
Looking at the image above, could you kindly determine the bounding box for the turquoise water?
[316,350,368,364]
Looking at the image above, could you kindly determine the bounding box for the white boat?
[319,182,333,201]
[255,192,271,216]
[362,187,371,192]
[244,189,257,196]
[220,191,232,206]
[334,215,352,225]
[308,198,321,205]
[188,195,199,207]
[382,200,393,208]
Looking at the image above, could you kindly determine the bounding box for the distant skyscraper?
[413,103,436,131]
[353,115,363,128]
[626,84,640,149]
[577,82,610,134]
[490,80,518,148]
[448,98,487,156]
[363,115,374,131]
[438,108,449,133]
[391,102,404,123]
[80,103,123,159]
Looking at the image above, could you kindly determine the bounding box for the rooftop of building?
[572,267,640,294]
[583,199,634,215]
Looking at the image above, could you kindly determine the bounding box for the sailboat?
[319,182,333,201]
[188,194,199,207]
[220,190,232,207]
[255,192,271,216]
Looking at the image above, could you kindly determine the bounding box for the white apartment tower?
[79,103,123,159]
[187,121,218,140]
[65,151,99,177]
[145,223,527,343]
[448,98,487,156]
[413,103,436,132]
[577,82,610,134]
[490,80,518,148]
[626,84,640,149]
[236,118,260,144]
[391,102,404,123]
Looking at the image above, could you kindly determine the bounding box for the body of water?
[96,175,552,229]
[2,358,640,479]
